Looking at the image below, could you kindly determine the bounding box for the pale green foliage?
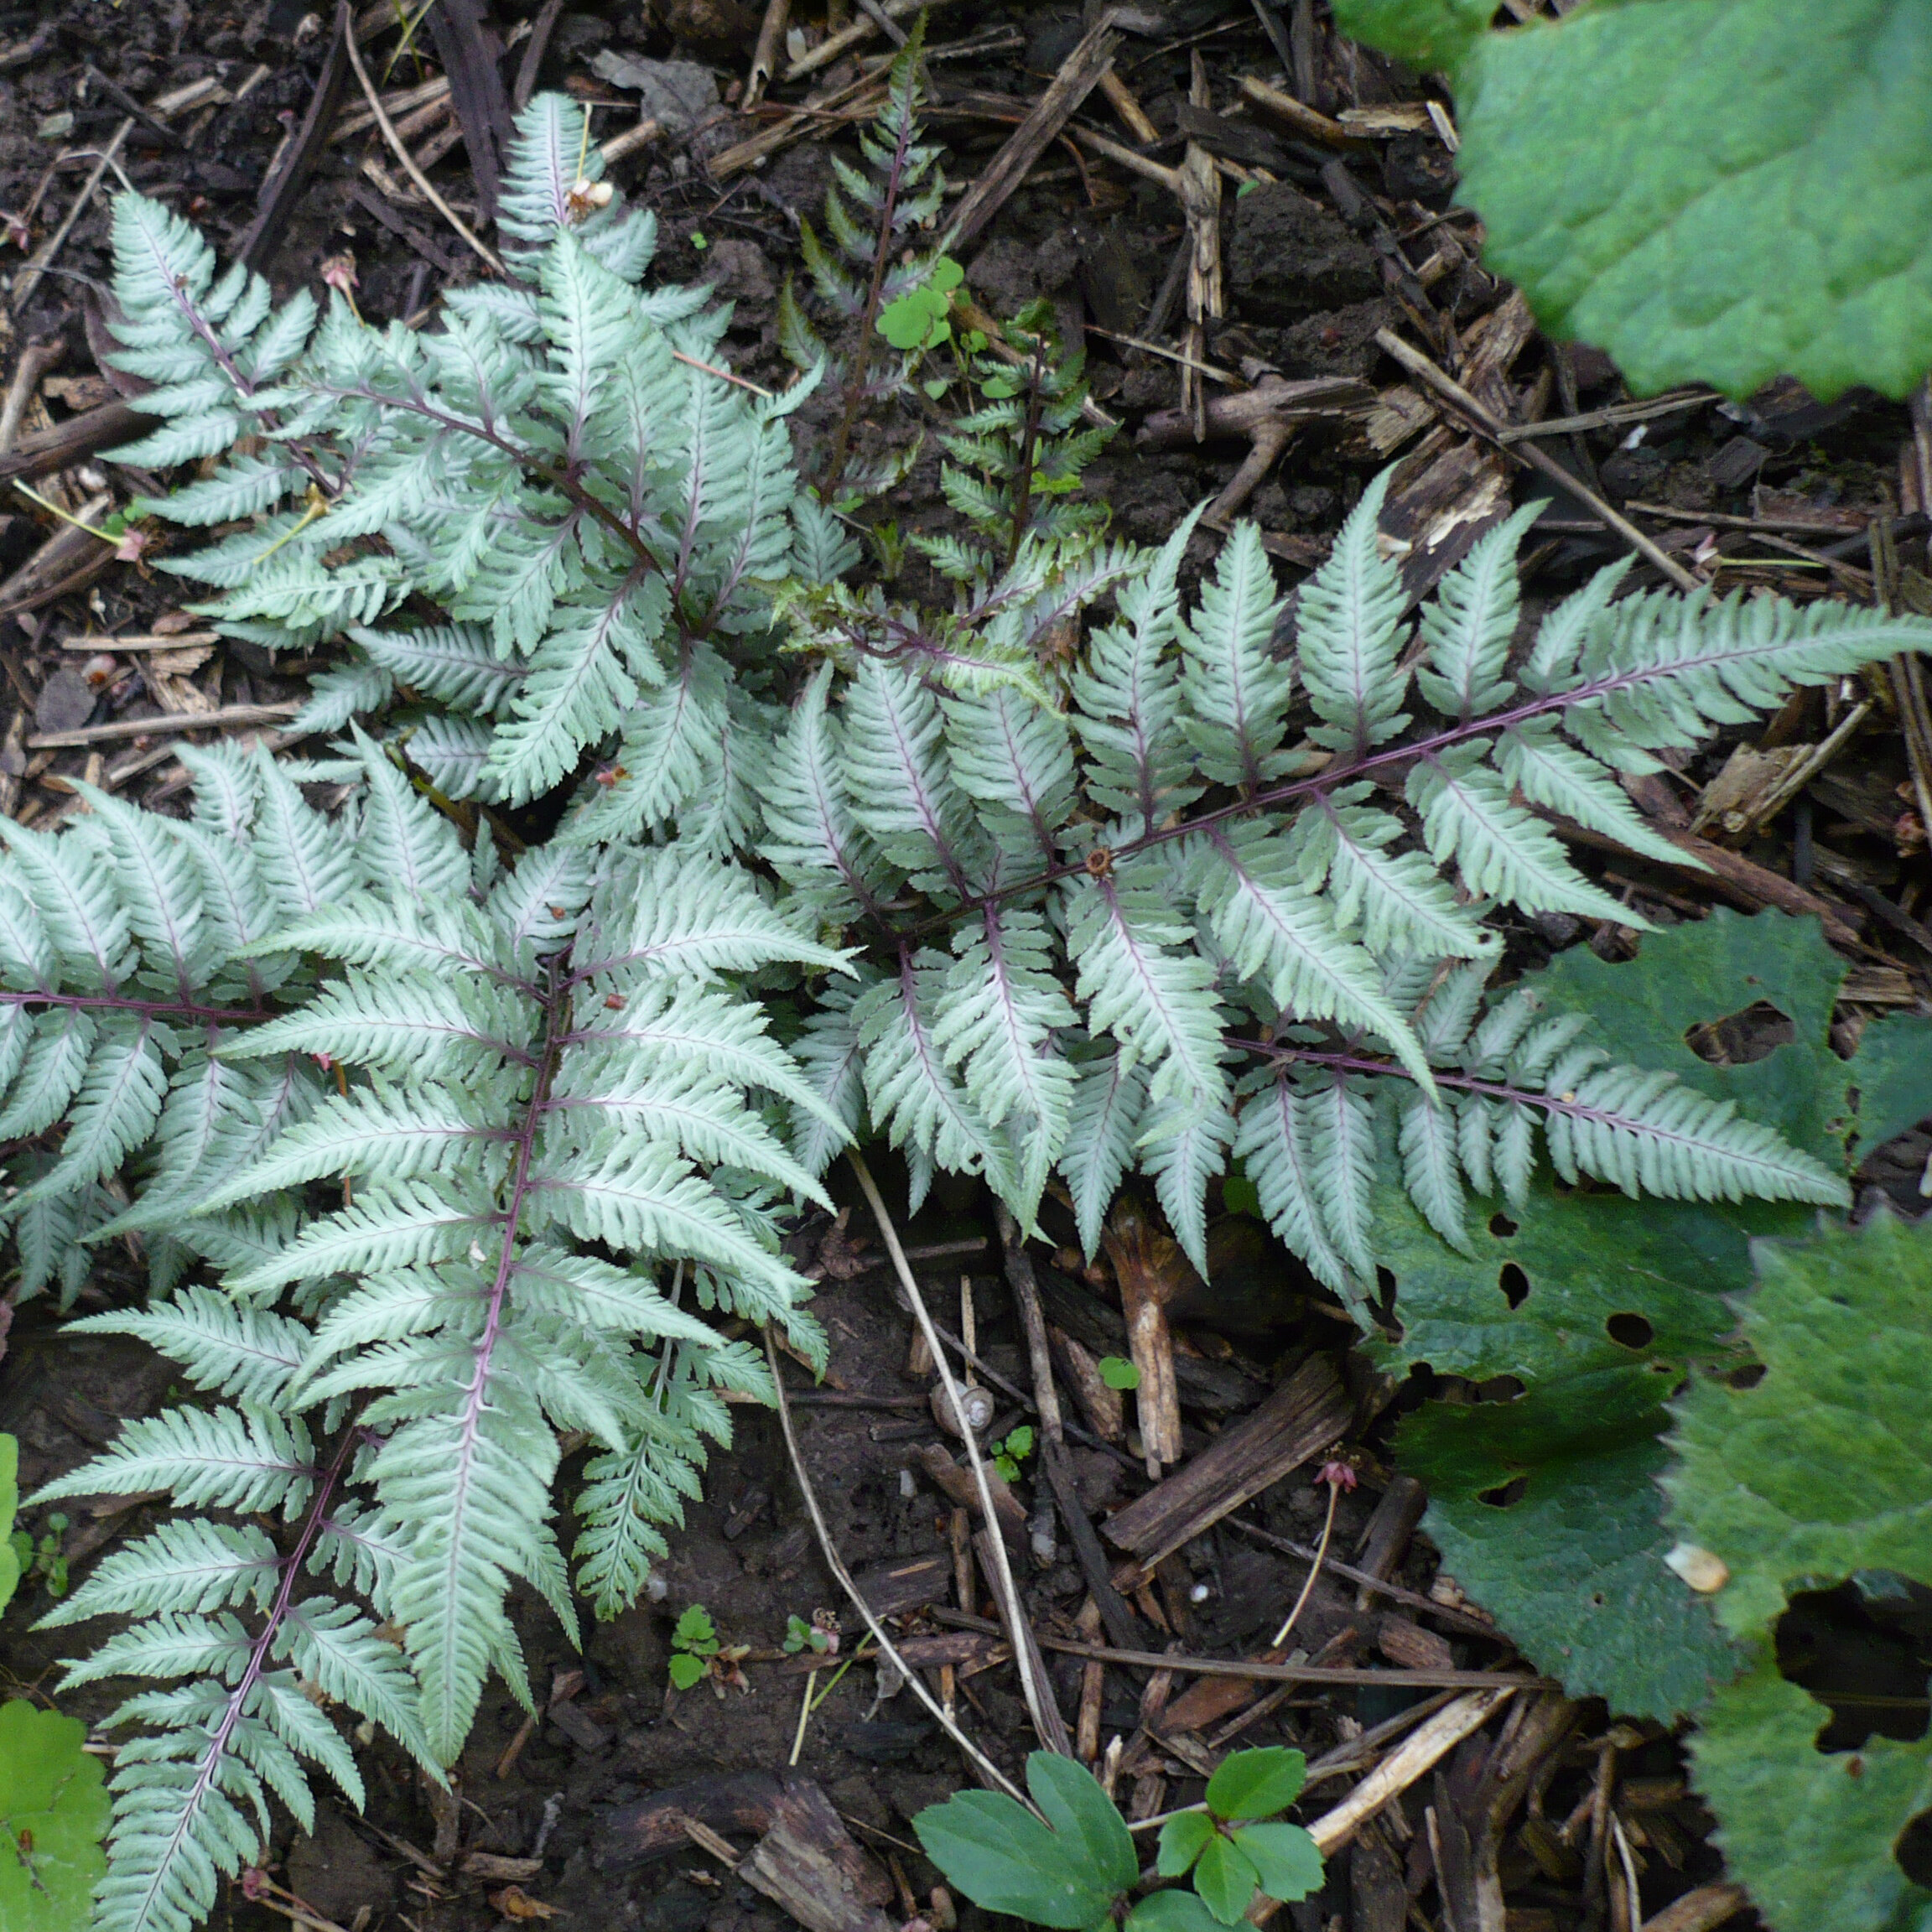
[8,750,838,1931]
[770,486,1910,1284]
[27,83,1932,1932]
[112,92,802,839]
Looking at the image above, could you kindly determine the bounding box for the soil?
[0,4,1928,1932]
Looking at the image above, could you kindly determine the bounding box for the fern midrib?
[126,1420,360,1932]
[324,382,665,579]
[139,226,339,503]
[896,648,1728,941]
[446,956,567,1576]
[0,988,270,1026]
[1242,1036,1766,1146]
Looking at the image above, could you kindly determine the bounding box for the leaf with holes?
[1668,1213,1932,1929]
[1373,1074,1805,1717]
[0,1701,109,1932]
[1533,908,1852,1161]
[1399,1366,1739,1720]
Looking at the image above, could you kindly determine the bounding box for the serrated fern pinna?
[7,79,1932,1932]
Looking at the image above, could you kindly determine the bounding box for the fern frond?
[1294,470,1411,756]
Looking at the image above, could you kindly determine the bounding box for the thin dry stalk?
[1250,1687,1516,1906]
[761,1324,1029,1804]
[1374,327,1701,594]
[13,120,132,314]
[1268,1476,1338,1647]
[342,21,504,273]
[848,1150,1069,1754]
[745,0,790,106]
[0,341,61,455]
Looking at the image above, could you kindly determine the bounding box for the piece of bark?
[600,1774,893,1896]
[1381,435,1514,610]
[917,1444,1027,1551]
[1354,1472,1428,1610]
[1425,1776,1484,1932]
[0,515,117,621]
[1639,1885,1748,1932]
[1103,1354,1353,1571]
[423,0,515,221]
[1100,1199,1187,1477]
[948,16,1119,249]
[848,1550,953,1618]
[1348,1827,1407,1932]
[737,1810,898,1932]
[0,402,149,486]
[1376,1616,1456,1673]
[1050,1327,1124,1441]
[239,3,356,269]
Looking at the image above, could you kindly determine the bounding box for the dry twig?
[849,1151,1071,1754]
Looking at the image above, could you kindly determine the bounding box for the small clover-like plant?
[668,1604,720,1690]
[8,1510,70,1600]
[993,1424,1035,1483]
[914,1748,1322,1932]
[879,255,963,352]
[783,1610,839,1656]
[1097,1358,1140,1393]
[1155,1749,1323,1925]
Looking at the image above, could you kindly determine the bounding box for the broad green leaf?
[0,1701,110,1932]
[1203,1748,1306,1823]
[0,1435,18,1613]
[1191,1836,1259,1925]
[1667,1212,1932,1644]
[1125,1891,1225,1932]
[914,1779,1126,1932]
[1228,1825,1324,1905]
[1156,1810,1214,1877]
[1339,0,1932,400]
[1027,1753,1137,1898]
[1532,908,1852,1163]
[1667,1213,1932,1929]
[667,1654,707,1690]
[1331,0,1490,70]
[1373,1108,1798,1717]
[1690,1659,1932,1932]
[1399,1369,1738,1721]
[1848,1010,1932,1156]
[1098,1356,1140,1391]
